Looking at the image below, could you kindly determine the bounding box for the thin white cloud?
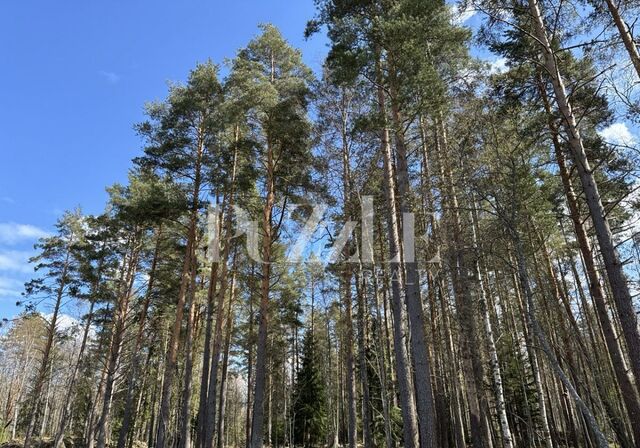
[42,312,96,339]
[0,250,34,273]
[598,122,637,146]
[43,312,78,331]
[0,276,24,297]
[0,222,49,245]
[0,196,14,204]
[98,70,121,84]
[489,57,508,74]
[451,3,477,25]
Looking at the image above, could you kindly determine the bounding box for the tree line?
[1,0,640,447]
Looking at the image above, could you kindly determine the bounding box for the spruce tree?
[291,328,327,447]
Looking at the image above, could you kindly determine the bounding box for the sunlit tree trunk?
[55,256,104,448]
[434,114,487,448]
[249,135,275,448]
[529,0,640,393]
[24,248,72,448]
[603,0,640,78]
[375,52,420,448]
[96,234,142,448]
[388,62,437,448]
[156,132,205,448]
[117,225,162,448]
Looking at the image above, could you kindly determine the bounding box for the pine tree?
[22,211,86,448]
[226,24,317,448]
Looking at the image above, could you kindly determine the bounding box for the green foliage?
[134,61,224,207]
[291,329,328,447]
[227,24,318,201]
[22,210,87,313]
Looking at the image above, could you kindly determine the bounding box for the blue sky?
[0,0,329,319]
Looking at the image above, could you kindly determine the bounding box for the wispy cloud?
[451,3,477,25]
[598,123,637,146]
[0,196,14,204]
[43,312,78,330]
[489,57,508,74]
[0,276,24,297]
[0,222,49,245]
[0,250,34,274]
[98,70,121,84]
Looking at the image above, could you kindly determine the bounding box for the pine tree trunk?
[249,138,275,448]
[96,237,141,448]
[117,225,162,448]
[85,339,110,448]
[245,275,255,448]
[434,114,487,448]
[372,270,394,448]
[217,270,237,448]
[355,270,374,448]
[511,235,609,448]
[341,266,358,448]
[388,67,436,448]
[24,250,71,448]
[196,241,220,448]
[204,226,234,448]
[529,0,640,394]
[156,130,204,448]
[178,268,198,448]
[375,52,420,448]
[603,0,640,78]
